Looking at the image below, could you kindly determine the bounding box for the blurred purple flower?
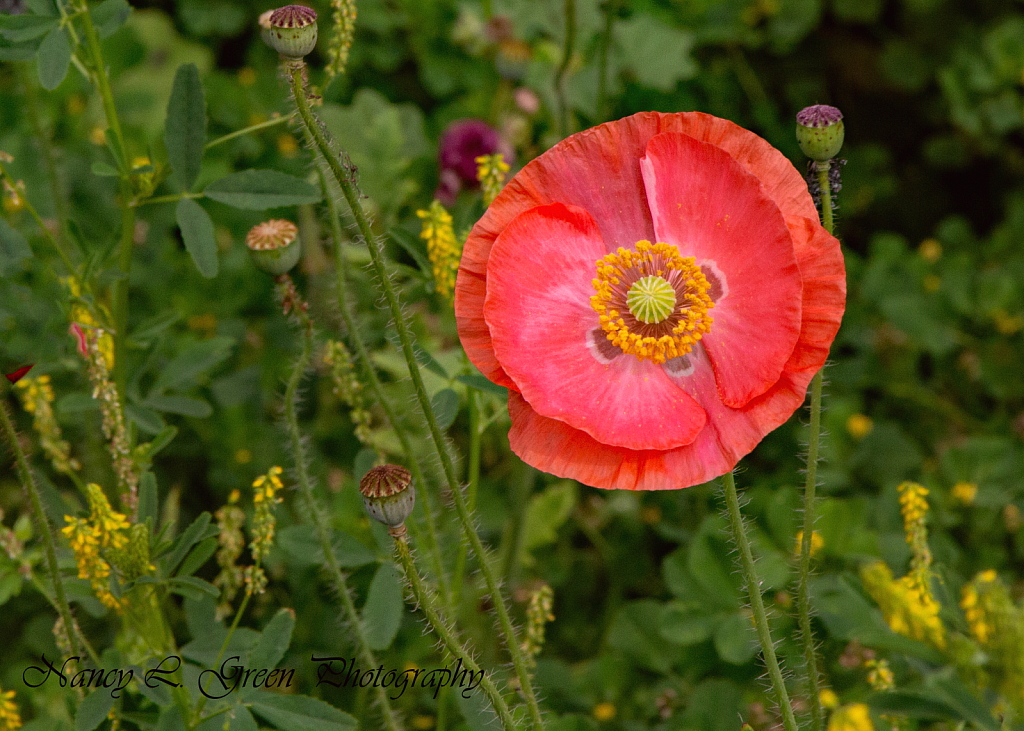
[0,0,25,13]
[437,119,514,200]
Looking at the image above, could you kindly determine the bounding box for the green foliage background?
[2,0,1024,729]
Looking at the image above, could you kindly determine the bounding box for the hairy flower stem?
[723,471,798,731]
[796,159,836,731]
[289,67,545,731]
[392,533,516,731]
[451,387,481,608]
[319,169,451,611]
[281,294,402,731]
[0,392,79,661]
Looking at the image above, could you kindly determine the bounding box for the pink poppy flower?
[454,112,846,490]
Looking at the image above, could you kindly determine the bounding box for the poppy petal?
[485,202,706,450]
[456,111,818,392]
[4,364,34,384]
[640,131,803,408]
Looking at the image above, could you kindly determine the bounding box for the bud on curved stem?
[264,5,318,59]
[359,464,415,536]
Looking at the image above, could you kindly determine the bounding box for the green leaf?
[177,536,218,577]
[161,512,212,577]
[607,600,676,673]
[138,472,159,527]
[203,170,320,209]
[363,563,403,650]
[75,691,115,731]
[658,604,720,645]
[248,692,357,731]
[683,679,743,731]
[175,198,219,278]
[520,481,576,565]
[0,15,59,41]
[430,388,459,431]
[615,14,696,92]
[388,227,432,277]
[454,374,508,400]
[0,36,42,62]
[276,525,376,568]
[155,705,186,731]
[165,63,206,191]
[130,310,182,346]
[713,611,757,665]
[144,394,214,418]
[153,337,234,393]
[91,161,120,177]
[90,0,131,38]
[688,516,740,607]
[136,424,179,462]
[246,608,295,675]
[37,25,71,90]
[0,218,32,277]
[383,329,448,379]
[125,404,166,435]
[167,576,219,600]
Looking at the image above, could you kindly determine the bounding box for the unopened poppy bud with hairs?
[359,464,415,529]
[796,104,844,161]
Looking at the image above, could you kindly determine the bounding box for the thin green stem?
[79,11,126,169]
[289,66,544,731]
[596,0,617,120]
[722,471,798,731]
[205,114,295,151]
[22,68,70,235]
[393,534,517,731]
[0,391,79,660]
[319,169,452,612]
[281,295,401,731]
[132,192,203,208]
[796,157,836,731]
[554,0,576,138]
[0,160,76,274]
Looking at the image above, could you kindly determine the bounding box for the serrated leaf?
[247,608,295,674]
[161,512,212,577]
[175,198,219,278]
[658,604,720,645]
[144,394,213,418]
[363,563,403,650]
[430,388,459,431]
[713,611,757,665]
[249,692,357,731]
[75,691,114,731]
[454,374,508,399]
[90,0,131,38]
[37,25,70,90]
[165,63,206,191]
[203,170,319,209]
[90,161,120,177]
[178,536,218,577]
[615,14,696,92]
[0,218,32,277]
[167,576,219,599]
[0,14,59,41]
[153,337,234,393]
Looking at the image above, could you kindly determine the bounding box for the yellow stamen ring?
[589,240,714,364]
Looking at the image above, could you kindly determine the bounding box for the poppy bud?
[246,219,301,275]
[796,105,844,162]
[359,464,415,530]
[264,5,318,59]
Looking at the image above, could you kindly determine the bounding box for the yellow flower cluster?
[251,466,284,562]
[63,277,114,370]
[959,569,1024,711]
[522,584,555,661]
[326,0,357,78]
[826,703,875,731]
[417,200,461,301]
[794,529,824,559]
[897,481,933,593]
[62,484,131,612]
[323,340,372,444]
[861,561,945,649]
[819,688,839,710]
[476,153,510,206]
[14,375,80,475]
[213,490,246,619]
[865,658,894,690]
[951,481,978,505]
[0,687,22,731]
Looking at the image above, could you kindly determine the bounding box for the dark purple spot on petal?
[701,264,723,303]
[663,355,692,376]
[587,328,622,363]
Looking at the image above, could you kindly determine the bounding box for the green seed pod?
[265,5,318,59]
[359,464,415,528]
[246,219,302,275]
[796,105,844,162]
